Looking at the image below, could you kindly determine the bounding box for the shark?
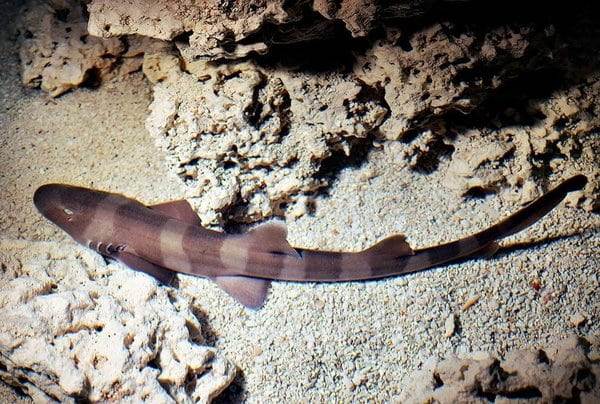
[33,174,587,308]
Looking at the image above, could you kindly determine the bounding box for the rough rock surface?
[356,24,534,139]
[399,334,600,403]
[146,14,599,224]
[88,0,291,61]
[443,75,600,210]
[87,0,461,60]
[0,238,235,402]
[16,0,129,97]
[146,63,387,224]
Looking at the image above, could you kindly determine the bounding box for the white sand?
[0,1,598,400]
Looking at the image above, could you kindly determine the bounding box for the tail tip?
[563,174,588,193]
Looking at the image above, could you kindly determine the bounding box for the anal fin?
[115,252,177,286]
[150,200,202,226]
[214,276,271,309]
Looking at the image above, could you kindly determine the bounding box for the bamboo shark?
[33,175,587,308]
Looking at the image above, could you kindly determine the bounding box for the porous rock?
[16,0,129,97]
[442,72,600,210]
[146,61,388,225]
[19,1,598,220]
[147,18,583,224]
[399,334,600,403]
[355,24,533,140]
[88,0,291,61]
[87,0,466,60]
[0,238,235,402]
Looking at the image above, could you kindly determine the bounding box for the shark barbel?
[33,175,587,308]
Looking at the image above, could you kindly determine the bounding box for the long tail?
[384,174,588,278]
[249,174,587,282]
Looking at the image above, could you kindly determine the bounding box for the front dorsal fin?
[363,234,414,259]
[247,222,300,258]
[150,200,202,225]
[214,276,271,309]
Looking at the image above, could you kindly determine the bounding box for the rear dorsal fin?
[363,234,414,259]
[150,200,202,226]
[214,276,271,309]
[247,222,300,258]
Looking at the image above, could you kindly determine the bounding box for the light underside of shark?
[33,175,587,308]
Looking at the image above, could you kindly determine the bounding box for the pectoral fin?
[214,276,271,309]
[150,200,202,226]
[115,252,177,286]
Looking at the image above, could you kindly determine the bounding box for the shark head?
[34,184,107,243]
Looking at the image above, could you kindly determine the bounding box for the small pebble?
[352,371,367,387]
[462,295,480,311]
[570,313,587,327]
[445,313,456,337]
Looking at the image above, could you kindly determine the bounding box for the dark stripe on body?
[113,201,170,265]
[301,251,344,281]
[245,236,285,279]
[182,225,229,278]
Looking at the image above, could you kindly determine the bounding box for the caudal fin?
[393,175,588,277]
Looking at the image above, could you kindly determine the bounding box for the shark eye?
[63,208,74,215]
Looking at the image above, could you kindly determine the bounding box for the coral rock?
[399,335,600,403]
[17,0,127,97]
[146,62,388,225]
[0,238,235,403]
[88,0,291,60]
[87,0,467,60]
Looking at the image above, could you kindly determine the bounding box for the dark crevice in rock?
[537,349,550,365]
[445,68,571,132]
[474,381,497,401]
[315,136,374,190]
[253,6,360,73]
[463,186,497,200]
[147,356,161,370]
[213,371,247,404]
[184,371,198,396]
[173,31,193,47]
[572,368,596,392]
[432,372,444,389]
[500,386,543,399]
[3,380,29,399]
[410,137,455,174]
[190,306,220,347]
[243,74,268,128]
[81,67,102,89]
[409,0,600,30]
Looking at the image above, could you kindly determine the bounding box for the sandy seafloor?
[0,4,599,403]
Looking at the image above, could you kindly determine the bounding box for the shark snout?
[33,183,67,221]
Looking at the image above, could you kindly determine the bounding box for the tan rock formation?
[87,0,461,60]
[146,61,387,224]
[399,335,600,403]
[17,0,128,97]
[443,76,600,210]
[0,238,236,403]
